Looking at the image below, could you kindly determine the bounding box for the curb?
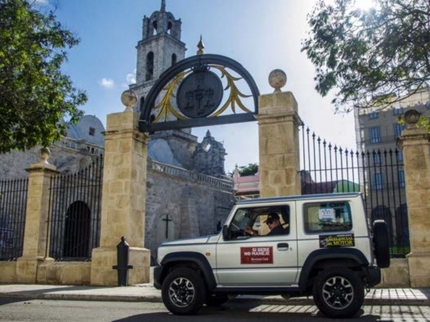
[1,292,430,307]
[0,292,162,303]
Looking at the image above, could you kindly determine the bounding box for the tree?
[228,163,259,177]
[238,163,259,176]
[302,0,430,112]
[0,0,87,153]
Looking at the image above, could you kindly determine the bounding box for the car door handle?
[277,243,289,249]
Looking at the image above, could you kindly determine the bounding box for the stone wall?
[0,261,17,283]
[145,165,235,263]
[37,261,91,285]
[380,259,410,287]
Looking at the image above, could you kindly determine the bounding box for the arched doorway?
[63,201,91,259]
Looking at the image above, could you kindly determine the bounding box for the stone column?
[256,70,303,197]
[91,104,151,286]
[17,148,59,283]
[397,109,430,287]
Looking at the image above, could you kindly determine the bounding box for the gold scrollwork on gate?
[152,65,252,123]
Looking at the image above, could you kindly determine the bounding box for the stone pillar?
[17,148,59,283]
[256,70,303,198]
[91,106,151,286]
[397,109,430,287]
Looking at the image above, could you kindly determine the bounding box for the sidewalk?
[0,283,429,306]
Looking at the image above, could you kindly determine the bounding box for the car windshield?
[230,209,253,232]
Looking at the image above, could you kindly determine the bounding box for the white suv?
[154,193,390,318]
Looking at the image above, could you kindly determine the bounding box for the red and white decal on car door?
[240,246,273,264]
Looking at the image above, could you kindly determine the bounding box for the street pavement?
[0,282,429,306]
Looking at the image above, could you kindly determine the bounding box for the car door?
[215,203,298,287]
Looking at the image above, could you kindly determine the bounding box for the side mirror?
[222,225,230,240]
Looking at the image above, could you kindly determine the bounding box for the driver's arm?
[245,226,258,236]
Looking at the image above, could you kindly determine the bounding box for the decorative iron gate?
[300,126,408,257]
[0,178,28,260]
[47,157,103,261]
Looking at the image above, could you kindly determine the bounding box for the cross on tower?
[162,214,173,239]
[161,0,166,12]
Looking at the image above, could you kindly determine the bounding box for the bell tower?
[130,0,187,112]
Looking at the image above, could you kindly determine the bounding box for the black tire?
[313,267,364,318]
[373,220,390,268]
[161,267,206,315]
[205,294,229,307]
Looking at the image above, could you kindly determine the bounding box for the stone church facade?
[0,1,235,264]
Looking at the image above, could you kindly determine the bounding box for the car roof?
[235,193,361,205]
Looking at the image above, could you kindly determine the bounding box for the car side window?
[229,209,252,236]
[229,206,290,238]
[304,201,352,233]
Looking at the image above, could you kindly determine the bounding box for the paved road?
[1,298,430,321]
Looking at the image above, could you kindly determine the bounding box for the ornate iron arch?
[139,54,260,133]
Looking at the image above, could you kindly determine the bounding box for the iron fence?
[47,157,103,261]
[300,125,409,257]
[0,178,28,260]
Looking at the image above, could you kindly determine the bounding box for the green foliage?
[399,115,430,132]
[228,163,259,177]
[302,0,430,112]
[238,163,259,176]
[0,0,86,153]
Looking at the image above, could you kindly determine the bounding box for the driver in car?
[245,213,286,236]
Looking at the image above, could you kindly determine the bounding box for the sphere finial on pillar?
[404,109,421,128]
[39,147,51,164]
[120,90,138,112]
[268,69,287,93]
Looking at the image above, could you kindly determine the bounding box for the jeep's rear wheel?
[162,268,206,315]
[373,220,390,268]
[313,268,364,318]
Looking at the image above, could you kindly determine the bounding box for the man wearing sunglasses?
[246,212,287,236]
[264,213,287,236]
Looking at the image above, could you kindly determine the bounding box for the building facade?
[0,1,234,264]
[355,88,430,155]
[354,87,430,251]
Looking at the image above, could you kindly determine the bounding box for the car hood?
[159,235,213,246]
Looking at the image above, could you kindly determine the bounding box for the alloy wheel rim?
[322,276,354,310]
[168,277,195,307]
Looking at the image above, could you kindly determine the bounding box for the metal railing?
[150,160,234,191]
[300,125,409,257]
[47,157,103,261]
[0,178,28,260]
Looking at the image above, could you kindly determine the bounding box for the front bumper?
[153,265,163,289]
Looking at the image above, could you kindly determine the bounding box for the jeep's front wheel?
[161,268,206,315]
[313,268,364,318]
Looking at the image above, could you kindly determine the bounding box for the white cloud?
[35,0,48,4]
[126,69,136,84]
[99,78,115,89]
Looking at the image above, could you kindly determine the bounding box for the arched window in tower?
[146,52,154,81]
[167,21,173,34]
[171,53,177,66]
[152,20,158,35]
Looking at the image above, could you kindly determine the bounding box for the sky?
[37,0,358,173]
